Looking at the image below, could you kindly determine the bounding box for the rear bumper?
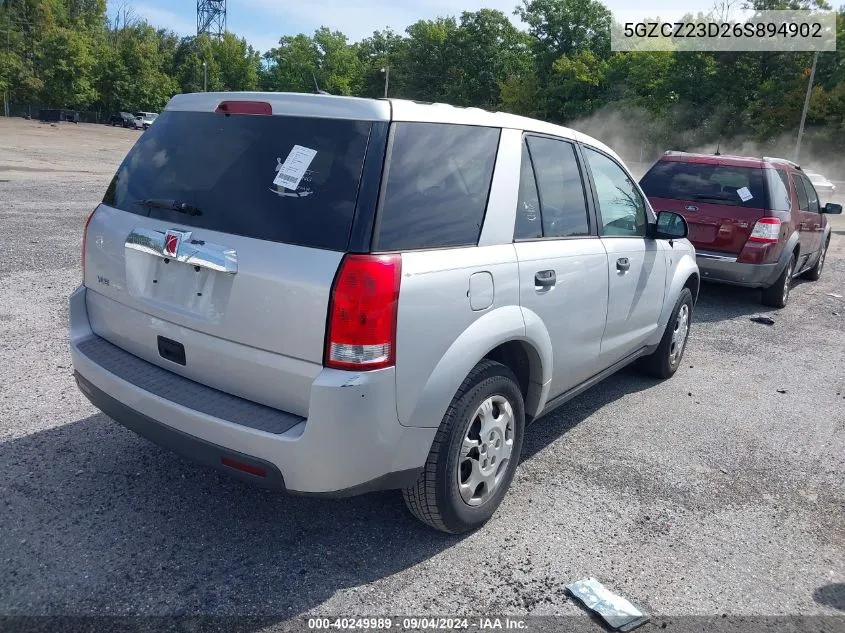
[696,251,781,288]
[69,286,434,496]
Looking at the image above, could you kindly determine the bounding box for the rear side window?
[767,169,792,212]
[524,136,590,238]
[104,110,372,251]
[641,160,769,209]
[514,142,543,240]
[798,174,820,212]
[793,173,810,210]
[375,123,500,251]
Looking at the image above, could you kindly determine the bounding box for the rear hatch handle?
[125,228,238,274]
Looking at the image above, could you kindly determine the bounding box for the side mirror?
[649,211,689,240]
[822,202,843,214]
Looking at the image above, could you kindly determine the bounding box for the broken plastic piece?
[566,578,650,632]
[750,316,775,326]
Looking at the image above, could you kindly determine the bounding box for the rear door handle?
[534,270,556,289]
[616,257,631,272]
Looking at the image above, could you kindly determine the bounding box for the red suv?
[640,152,842,307]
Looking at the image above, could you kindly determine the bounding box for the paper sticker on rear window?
[737,186,753,202]
[273,145,318,191]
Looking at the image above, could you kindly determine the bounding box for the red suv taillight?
[748,217,781,244]
[325,254,401,371]
[81,207,97,279]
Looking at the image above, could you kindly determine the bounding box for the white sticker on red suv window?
[273,145,317,191]
[737,186,753,202]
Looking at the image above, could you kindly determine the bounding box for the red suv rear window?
[641,160,771,209]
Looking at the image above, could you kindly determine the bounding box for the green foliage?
[0,0,844,158]
[38,26,98,107]
[444,9,533,108]
[262,28,362,95]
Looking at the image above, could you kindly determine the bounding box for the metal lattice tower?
[197,0,226,38]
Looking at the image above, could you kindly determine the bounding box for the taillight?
[748,218,781,243]
[325,254,401,371]
[81,207,97,279]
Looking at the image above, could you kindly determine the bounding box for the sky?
[118,0,721,55]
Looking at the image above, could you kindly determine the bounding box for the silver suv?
[70,93,699,533]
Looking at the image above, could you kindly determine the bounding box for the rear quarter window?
[103,110,372,251]
[766,169,791,212]
[374,122,500,251]
[640,160,769,209]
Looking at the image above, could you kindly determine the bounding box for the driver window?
[523,136,590,238]
[583,146,647,237]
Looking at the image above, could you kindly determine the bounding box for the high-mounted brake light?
[748,217,781,244]
[215,101,272,115]
[81,207,97,279]
[325,254,402,371]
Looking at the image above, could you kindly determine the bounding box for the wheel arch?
[399,306,552,428]
[650,250,699,347]
[482,339,546,422]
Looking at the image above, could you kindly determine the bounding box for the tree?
[403,17,459,102]
[515,0,612,74]
[445,9,533,108]
[358,28,407,98]
[38,27,98,107]
[262,33,319,93]
[213,32,260,91]
[262,28,362,95]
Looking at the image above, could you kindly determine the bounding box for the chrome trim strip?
[125,228,238,274]
[696,251,737,263]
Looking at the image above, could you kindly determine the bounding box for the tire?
[637,288,693,379]
[761,253,795,308]
[803,239,829,281]
[403,360,525,534]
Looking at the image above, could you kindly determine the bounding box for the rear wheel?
[762,254,795,308]
[803,239,828,281]
[403,360,525,534]
[638,288,693,379]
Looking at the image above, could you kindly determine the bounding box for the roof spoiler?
[763,156,801,170]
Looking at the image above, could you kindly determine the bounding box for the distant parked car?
[133,112,159,130]
[805,171,836,203]
[109,112,135,128]
[641,152,842,308]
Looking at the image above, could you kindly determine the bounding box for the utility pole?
[794,51,818,163]
[203,61,207,92]
[381,65,390,98]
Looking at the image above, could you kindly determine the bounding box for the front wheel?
[638,287,693,379]
[403,360,525,534]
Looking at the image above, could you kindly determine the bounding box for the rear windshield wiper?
[137,198,202,216]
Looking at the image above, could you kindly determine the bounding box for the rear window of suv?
[103,110,372,251]
[640,160,771,209]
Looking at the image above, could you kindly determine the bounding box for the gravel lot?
[1,119,843,624]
